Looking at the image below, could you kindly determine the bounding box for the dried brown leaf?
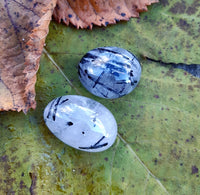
[0,0,57,112]
[53,0,159,29]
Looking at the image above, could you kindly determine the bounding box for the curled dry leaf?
[53,0,159,29]
[0,0,57,113]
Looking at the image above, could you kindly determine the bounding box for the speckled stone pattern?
[78,47,141,99]
[44,95,118,152]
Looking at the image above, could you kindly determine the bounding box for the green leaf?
[0,1,200,194]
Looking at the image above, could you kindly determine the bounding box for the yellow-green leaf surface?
[0,0,200,194]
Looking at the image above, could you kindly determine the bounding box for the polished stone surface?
[44,95,117,152]
[78,47,141,99]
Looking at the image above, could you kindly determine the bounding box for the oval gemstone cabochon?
[44,95,118,152]
[78,47,141,99]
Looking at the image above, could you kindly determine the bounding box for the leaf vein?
[43,48,81,95]
[118,133,169,194]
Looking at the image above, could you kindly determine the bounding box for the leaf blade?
[0,0,57,112]
[53,0,159,29]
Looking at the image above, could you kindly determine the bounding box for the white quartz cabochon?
[44,95,118,152]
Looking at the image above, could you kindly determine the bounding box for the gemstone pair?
[44,47,141,152]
